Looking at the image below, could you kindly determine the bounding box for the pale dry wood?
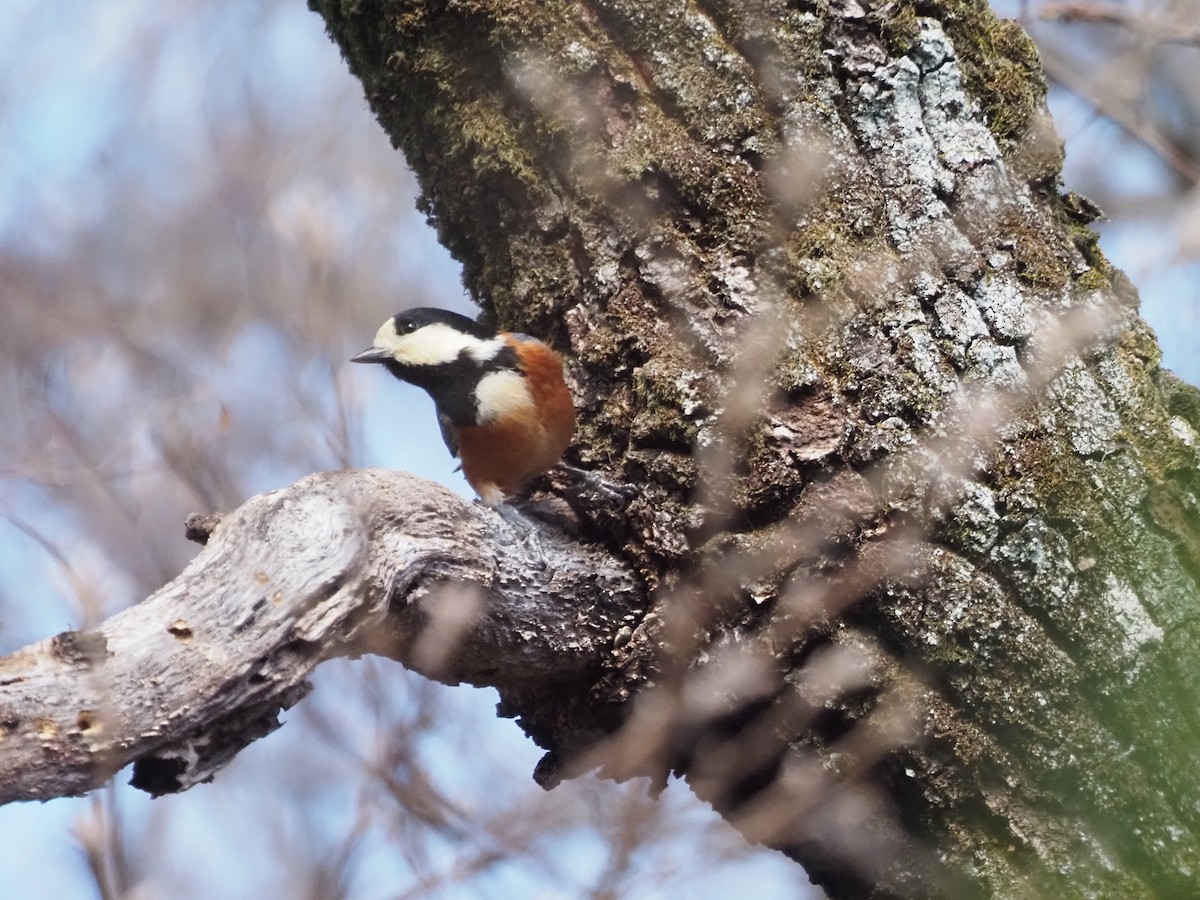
[0,468,643,804]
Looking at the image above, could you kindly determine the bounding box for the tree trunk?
[306,0,1200,895]
[1,0,1196,897]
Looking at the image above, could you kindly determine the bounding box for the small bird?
[351,308,576,507]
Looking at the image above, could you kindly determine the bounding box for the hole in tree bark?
[166,620,194,639]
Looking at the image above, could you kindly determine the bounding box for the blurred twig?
[1038,50,1200,185]
[1040,2,1200,46]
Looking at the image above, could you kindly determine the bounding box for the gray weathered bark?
[2,0,1198,897]
[0,470,641,803]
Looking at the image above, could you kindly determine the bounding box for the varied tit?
[351,308,576,507]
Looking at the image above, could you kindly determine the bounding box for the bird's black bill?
[350,347,392,364]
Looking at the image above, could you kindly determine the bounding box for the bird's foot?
[556,464,636,506]
[484,500,534,537]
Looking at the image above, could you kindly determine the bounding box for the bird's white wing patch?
[475,369,534,423]
[466,336,507,363]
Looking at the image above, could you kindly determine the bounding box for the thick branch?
[0,468,644,804]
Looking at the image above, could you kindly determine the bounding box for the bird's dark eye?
[396,318,417,335]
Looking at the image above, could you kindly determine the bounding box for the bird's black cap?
[391,308,496,341]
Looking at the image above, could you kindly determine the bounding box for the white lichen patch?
[845,18,1022,252]
[937,123,999,174]
[1048,365,1122,457]
[1169,416,1197,448]
[1103,573,1164,668]
[945,480,1001,554]
[642,2,763,142]
[714,252,760,313]
[910,22,995,172]
[851,53,945,249]
[976,273,1034,341]
[562,40,596,69]
[993,518,1080,612]
[904,324,956,396]
[966,339,1025,389]
[933,288,990,363]
[674,370,706,416]
[1092,347,1135,400]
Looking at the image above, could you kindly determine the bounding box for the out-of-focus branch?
[1040,3,1200,47]
[1039,50,1200,184]
[0,468,644,805]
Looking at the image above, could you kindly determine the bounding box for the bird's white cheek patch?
[394,322,471,366]
[475,369,534,423]
[371,321,491,367]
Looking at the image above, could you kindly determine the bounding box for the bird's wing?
[437,409,460,460]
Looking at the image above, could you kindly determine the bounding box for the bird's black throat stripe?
[386,342,522,426]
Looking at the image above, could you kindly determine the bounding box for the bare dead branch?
[0,468,644,805]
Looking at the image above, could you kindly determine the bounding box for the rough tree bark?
[2,0,1198,897]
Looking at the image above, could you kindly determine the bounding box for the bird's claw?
[557,463,636,505]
